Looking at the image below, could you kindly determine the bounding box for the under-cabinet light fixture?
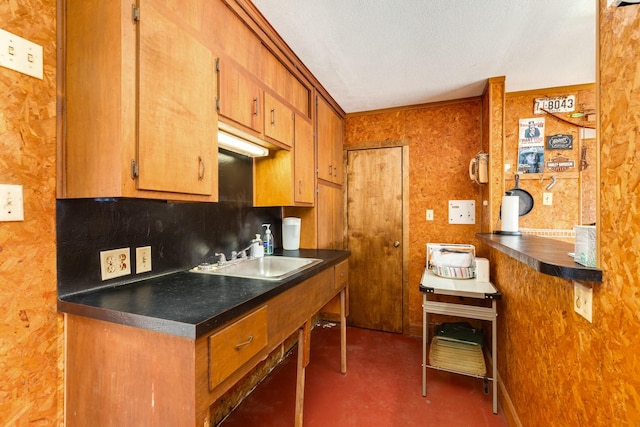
[218,130,269,157]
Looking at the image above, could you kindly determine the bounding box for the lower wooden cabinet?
[65,265,347,427]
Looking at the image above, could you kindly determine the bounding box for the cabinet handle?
[198,156,205,181]
[299,180,302,195]
[253,97,259,116]
[270,108,275,126]
[235,335,254,350]
[329,164,333,176]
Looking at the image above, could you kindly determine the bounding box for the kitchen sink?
[191,256,322,281]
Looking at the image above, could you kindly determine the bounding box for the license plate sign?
[534,95,576,115]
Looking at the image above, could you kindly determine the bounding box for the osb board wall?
[504,85,595,230]
[488,3,640,425]
[484,77,505,233]
[0,0,61,425]
[345,99,482,329]
[598,0,640,423]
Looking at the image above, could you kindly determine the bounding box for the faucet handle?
[214,252,227,264]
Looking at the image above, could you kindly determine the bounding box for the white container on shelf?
[282,217,301,250]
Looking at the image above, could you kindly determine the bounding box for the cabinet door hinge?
[215,58,220,72]
[131,160,139,179]
[132,4,140,22]
[215,97,220,112]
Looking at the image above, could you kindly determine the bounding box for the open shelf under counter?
[476,233,602,283]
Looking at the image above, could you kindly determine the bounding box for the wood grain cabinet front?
[62,0,218,201]
[217,58,264,135]
[264,92,295,148]
[208,306,268,391]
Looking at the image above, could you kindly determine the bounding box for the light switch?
[0,184,24,221]
[0,28,44,79]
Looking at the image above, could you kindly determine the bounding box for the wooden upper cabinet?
[317,181,344,249]
[294,116,315,204]
[217,59,264,135]
[138,1,217,196]
[264,92,294,148]
[61,0,218,201]
[254,114,315,207]
[317,95,344,184]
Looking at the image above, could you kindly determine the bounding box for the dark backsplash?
[57,150,282,297]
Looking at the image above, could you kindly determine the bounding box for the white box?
[574,226,596,267]
[475,258,490,282]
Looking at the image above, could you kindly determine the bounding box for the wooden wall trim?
[505,83,596,98]
[346,95,482,117]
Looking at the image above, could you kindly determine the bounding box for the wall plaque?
[546,155,575,173]
[547,134,573,150]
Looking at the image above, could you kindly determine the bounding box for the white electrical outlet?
[543,192,553,206]
[448,200,475,224]
[574,281,593,322]
[0,28,44,79]
[100,248,131,281]
[0,184,24,221]
[426,209,434,221]
[136,246,152,274]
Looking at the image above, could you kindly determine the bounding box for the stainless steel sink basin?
[191,256,322,281]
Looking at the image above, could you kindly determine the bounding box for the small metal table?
[419,268,502,414]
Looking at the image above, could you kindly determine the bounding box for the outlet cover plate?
[448,200,475,224]
[100,248,131,281]
[136,246,152,274]
[574,281,593,322]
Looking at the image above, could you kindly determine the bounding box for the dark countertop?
[476,233,602,283]
[58,249,351,339]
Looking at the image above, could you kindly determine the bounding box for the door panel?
[347,148,403,333]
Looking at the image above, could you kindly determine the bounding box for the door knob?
[394,241,400,247]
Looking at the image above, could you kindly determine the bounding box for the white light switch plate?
[0,28,43,79]
[0,184,24,221]
[136,246,152,274]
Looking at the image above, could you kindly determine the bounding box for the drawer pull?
[235,335,254,350]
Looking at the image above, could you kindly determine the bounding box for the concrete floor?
[219,322,508,426]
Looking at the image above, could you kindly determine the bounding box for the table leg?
[422,294,427,397]
[295,321,311,427]
[340,288,347,374]
[492,300,498,414]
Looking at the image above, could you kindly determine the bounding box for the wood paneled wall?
[483,2,640,425]
[345,99,483,330]
[504,85,596,231]
[0,0,61,424]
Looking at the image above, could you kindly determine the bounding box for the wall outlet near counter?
[136,246,152,274]
[100,247,131,281]
[426,209,434,221]
[574,281,593,322]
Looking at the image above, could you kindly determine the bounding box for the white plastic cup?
[282,217,301,250]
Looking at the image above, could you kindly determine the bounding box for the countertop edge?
[58,250,351,339]
[476,233,602,283]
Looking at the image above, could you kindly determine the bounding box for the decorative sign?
[534,95,576,115]
[547,134,573,150]
[546,155,575,173]
[518,118,545,174]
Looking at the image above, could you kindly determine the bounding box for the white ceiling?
[252,0,596,113]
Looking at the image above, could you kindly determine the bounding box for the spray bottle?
[262,224,274,255]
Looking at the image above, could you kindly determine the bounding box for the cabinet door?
[316,95,343,184]
[317,182,343,249]
[294,116,315,204]
[137,0,217,196]
[218,59,263,134]
[264,92,294,148]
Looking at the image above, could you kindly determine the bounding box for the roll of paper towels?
[475,258,490,282]
[501,195,520,232]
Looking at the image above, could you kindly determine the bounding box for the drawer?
[334,260,349,289]
[208,306,268,391]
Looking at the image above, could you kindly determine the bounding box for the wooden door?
[138,0,217,196]
[347,148,403,333]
